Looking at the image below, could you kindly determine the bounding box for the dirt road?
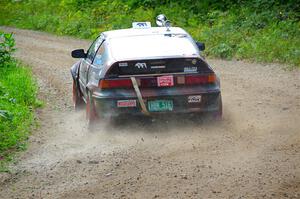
[0,27,299,199]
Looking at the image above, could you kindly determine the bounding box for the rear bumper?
[92,85,221,117]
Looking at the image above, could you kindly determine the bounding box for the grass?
[0,0,299,67]
[0,31,41,171]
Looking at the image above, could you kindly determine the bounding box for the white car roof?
[102,27,200,61]
[103,27,188,39]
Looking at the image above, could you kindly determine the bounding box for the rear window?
[109,34,198,60]
[107,58,212,77]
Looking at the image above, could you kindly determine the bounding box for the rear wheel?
[72,80,83,110]
[86,90,98,127]
[211,96,223,120]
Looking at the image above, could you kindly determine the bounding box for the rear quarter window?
[86,37,103,62]
[93,44,107,67]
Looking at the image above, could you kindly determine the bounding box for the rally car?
[70,15,222,125]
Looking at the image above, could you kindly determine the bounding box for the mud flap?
[130,77,150,116]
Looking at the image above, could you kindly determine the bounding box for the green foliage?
[0,32,16,65]
[0,31,40,166]
[0,0,299,67]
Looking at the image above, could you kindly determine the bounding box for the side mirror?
[196,41,205,51]
[71,49,86,58]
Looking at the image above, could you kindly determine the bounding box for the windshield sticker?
[94,54,102,66]
[135,62,147,69]
[184,67,197,73]
[119,62,128,67]
[151,65,166,69]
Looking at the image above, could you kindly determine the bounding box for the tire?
[203,96,223,121]
[86,90,98,127]
[72,79,84,110]
[211,96,223,120]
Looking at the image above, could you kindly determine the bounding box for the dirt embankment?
[0,27,299,199]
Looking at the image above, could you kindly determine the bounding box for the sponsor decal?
[184,66,197,73]
[117,100,137,107]
[157,75,174,87]
[119,62,128,67]
[135,62,147,69]
[188,95,202,103]
[151,65,166,69]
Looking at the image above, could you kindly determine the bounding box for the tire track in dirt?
[0,27,299,199]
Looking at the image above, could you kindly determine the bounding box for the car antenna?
[156,14,171,31]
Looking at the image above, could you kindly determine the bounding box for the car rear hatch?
[96,57,220,113]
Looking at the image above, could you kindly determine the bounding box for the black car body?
[71,22,222,123]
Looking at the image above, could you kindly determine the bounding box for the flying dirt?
[0,27,299,199]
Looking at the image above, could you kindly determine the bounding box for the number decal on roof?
[132,22,151,29]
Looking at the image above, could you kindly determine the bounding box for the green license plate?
[148,100,173,112]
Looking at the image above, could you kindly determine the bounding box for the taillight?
[140,78,157,87]
[98,74,216,89]
[207,74,216,83]
[99,79,132,89]
[180,74,216,85]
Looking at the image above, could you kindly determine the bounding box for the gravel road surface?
[0,27,299,199]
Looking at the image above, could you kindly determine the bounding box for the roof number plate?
[132,22,151,29]
[157,75,174,87]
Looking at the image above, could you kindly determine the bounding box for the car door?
[78,36,103,98]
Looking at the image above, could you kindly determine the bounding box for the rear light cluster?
[184,74,216,85]
[99,79,132,89]
[99,74,216,89]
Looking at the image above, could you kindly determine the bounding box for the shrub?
[0,0,299,67]
[0,32,16,66]
[0,31,40,166]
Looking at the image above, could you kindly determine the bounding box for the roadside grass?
[0,0,299,68]
[0,31,41,171]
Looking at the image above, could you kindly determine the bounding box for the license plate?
[148,100,173,112]
[157,75,174,87]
